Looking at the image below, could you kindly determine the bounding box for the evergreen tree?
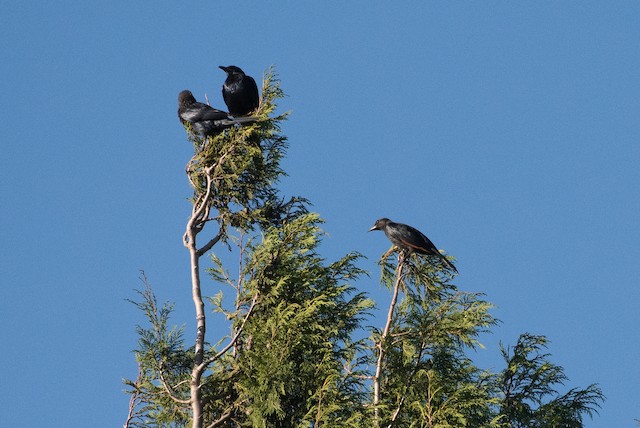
[124,70,373,428]
[124,70,604,427]
[497,333,604,427]
[370,253,500,427]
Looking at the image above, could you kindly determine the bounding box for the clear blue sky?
[1,2,638,426]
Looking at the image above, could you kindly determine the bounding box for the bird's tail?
[214,116,260,127]
[440,254,458,274]
[233,115,260,123]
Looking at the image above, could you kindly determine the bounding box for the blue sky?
[1,1,639,426]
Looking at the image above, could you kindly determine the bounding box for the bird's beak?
[368,225,378,232]
[219,65,228,72]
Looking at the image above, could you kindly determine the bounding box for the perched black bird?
[177,90,255,137]
[219,65,259,116]
[369,218,458,273]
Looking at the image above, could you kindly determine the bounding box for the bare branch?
[123,363,143,428]
[185,164,218,428]
[158,369,190,405]
[236,232,247,293]
[205,408,233,428]
[197,228,225,257]
[191,166,215,224]
[173,379,190,389]
[374,252,406,427]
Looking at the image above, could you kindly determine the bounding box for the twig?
[315,374,333,426]
[173,379,190,389]
[199,292,259,370]
[158,369,190,405]
[387,341,426,427]
[237,232,246,293]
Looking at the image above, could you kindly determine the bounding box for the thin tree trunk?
[374,254,405,426]
[188,236,205,428]
[184,166,216,428]
[123,363,143,428]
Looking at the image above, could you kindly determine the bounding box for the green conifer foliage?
[124,70,604,428]
[371,254,500,427]
[498,334,604,427]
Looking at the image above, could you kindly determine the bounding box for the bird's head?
[178,90,196,107]
[369,218,391,232]
[219,65,245,76]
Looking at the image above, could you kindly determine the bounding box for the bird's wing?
[413,228,458,273]
[247,77,259,97]
[402,229,458,272]
[391,224,458,272]
[199,108,230,121]
[180,103,228,122]
[222,87,231,109]
[396,225,440,256]
[246,77,260,111]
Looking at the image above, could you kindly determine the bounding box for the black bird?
[177,90,255,137]
[219,65,259,116]
[369,218,458,273]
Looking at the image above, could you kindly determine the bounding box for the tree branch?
[387,341,426,427]
[199,292,259,371]
[183,163,218,246]
[374,252,406,426]
[205,408,233,428]
[192,166,215,221]
[158,369,190,405]
[197,228,225,257]
[185,164,218,428]
[123,363,143,428]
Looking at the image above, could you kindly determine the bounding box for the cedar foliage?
[124,69,604,427]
